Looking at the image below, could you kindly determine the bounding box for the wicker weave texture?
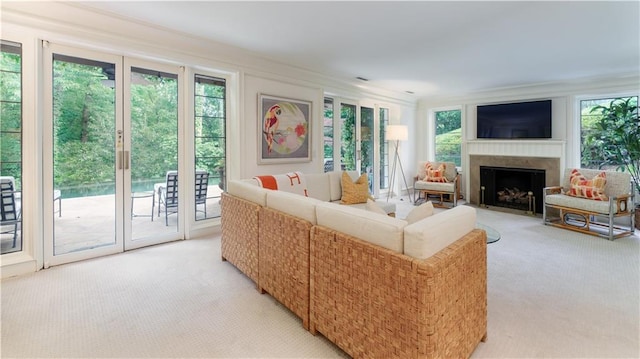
[221,193,260,285]
[259,207,312,329]
[310,226,487,359]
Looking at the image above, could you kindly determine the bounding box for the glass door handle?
[117,151,130,170]
[124,151,130,170]
[117,151,123,170]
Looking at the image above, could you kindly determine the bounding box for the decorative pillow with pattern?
[341,172,374,204]
[254,171,308,197]
[423,162,449,183]
[565,169,608,201]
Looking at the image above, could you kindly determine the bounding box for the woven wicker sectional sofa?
[221,171,487,358]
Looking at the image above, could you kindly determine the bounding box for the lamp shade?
[386,125,408,141]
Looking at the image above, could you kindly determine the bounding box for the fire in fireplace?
[480,166,545,214]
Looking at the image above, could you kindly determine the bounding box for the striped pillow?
[566,169,608,201]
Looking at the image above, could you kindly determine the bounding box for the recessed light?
[405,91,415,94]
[356,77,369,81]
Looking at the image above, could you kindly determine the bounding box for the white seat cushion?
[545,194,612,215]
[315,202,407,253]
[414,180,456,192]
[266,190,323,224]
[227,180,269,206]
[403,205,476,259]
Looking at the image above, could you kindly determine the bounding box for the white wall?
[0,2,418,276]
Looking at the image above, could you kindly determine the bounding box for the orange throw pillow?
[423,162,449,183]
[566,169,608,201]
[341,172,374,204]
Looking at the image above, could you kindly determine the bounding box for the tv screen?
[477,100,552,139]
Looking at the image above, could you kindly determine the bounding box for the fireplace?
[480,166,545,214]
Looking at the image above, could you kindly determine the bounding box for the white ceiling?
[76,1,639,98]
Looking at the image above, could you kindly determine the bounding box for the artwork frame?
[258,94,312,164]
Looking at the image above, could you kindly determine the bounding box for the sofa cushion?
[403,205,476,259]
[365,199,387,215]
[265,190,322,224]
[305,173,331,202]
[315,202,407,253]
[254,171,308,196]
[565,169,608,201]
[227,180,269,206]
[560,168,630,199]
[545,194,613,215]
[347,200,396,215]
[341,172,373,204]
[414,180,456,192]
[405,201,434,224]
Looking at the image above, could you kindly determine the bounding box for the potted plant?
[590,97,640,229]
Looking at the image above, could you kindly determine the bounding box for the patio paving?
[1,186,222,255]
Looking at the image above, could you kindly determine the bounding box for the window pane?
[194,74,226,220]
[323,98,334,172]
[341,104,356,171]
[361,107,374,192]
[379,108,389,190]
[1,40,22,254]
[580,96,638,170]
[435,109,462,167]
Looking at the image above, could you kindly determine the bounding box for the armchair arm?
[610,194,632,214]
[544,186,563,195]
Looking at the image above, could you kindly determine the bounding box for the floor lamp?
[386,125,411,202]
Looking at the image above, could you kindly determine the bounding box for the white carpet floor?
[1,197,639,358]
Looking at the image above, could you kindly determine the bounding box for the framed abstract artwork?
[258,94,312,164]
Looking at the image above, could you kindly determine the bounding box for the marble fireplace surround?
[468,154,561,208]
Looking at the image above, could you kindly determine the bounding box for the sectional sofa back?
[227,175,478,261]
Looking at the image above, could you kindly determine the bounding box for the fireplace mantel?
[467,139,565,159]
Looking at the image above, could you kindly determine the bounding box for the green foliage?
[341,104,356,170]
[0,50,23,189]
[323,104,333,160]
[435,110,461,166]
[435,110,461,135]
[435,128,462,166]
[586,97,640,194]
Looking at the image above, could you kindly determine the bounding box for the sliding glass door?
[44,44,182,266]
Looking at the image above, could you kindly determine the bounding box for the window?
[361,106,374,192]
[341,103,357,171]
[194,74,226,220]
[1,40,22,254]
[434,109,462,167]
[323,98,334,172]
[379,107,389,190]
[580,96,638,169]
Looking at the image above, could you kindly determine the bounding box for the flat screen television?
[476,100,552,139]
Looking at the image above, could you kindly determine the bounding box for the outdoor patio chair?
[157,170,210,225]
[1,176,21,248]
[158,171,179,226]
[195,170,209,218]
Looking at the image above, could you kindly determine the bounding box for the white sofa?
[220,170,487,358]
